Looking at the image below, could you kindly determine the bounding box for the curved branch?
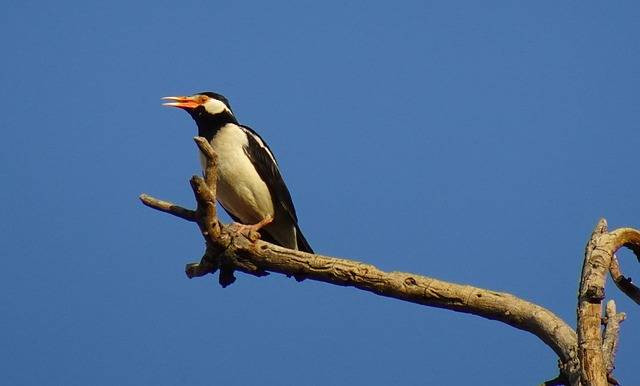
[229,235,578,362]
[605,228,640,306]
[610,255,640,305]
[608,227,640,261]
[141,136,585,383]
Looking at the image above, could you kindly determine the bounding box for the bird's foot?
[229,216,274,241]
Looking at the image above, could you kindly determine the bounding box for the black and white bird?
[162,92,313,253]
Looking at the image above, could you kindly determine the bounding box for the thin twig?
[602,300,625,381]
[139,194,195,222]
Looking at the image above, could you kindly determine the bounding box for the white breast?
[200,124,275,224]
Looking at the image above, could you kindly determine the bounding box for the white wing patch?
[241,127,278,166]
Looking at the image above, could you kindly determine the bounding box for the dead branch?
[608,228,640,306]
[140,194,195,221]
[602,300,625,384]
[576,221,640,385]
[609,255,640,305]
[140,136,639,385]
[577,220,610,386]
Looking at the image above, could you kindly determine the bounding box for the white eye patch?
[203,98,231,115]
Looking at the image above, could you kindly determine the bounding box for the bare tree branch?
[602,300,625,384]
[609,227,640,262]
[139,194,195,222]
[243,235,579,355]
[139,136,636,385]
[194,136,218,189]
[577,219,609,386]
[141,136,583,383]
[610,255,640,305]
[576,222,640,385]
[606,228,640,307]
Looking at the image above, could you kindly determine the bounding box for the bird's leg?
[229,215,274,241]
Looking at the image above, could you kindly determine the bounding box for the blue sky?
[1,1,639,385]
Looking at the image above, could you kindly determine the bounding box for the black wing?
[240,125,313,253]
[240,125,298,222]
[294,223,313,253]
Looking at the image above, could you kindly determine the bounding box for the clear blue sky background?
[1,1,639,385]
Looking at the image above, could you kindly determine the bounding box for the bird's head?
[162,92,236,125]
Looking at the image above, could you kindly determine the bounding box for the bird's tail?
[295,224,314,254]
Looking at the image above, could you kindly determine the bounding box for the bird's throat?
[194,110,238,142]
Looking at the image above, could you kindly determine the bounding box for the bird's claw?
[229,216,274,241]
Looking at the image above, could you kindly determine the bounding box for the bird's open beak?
[162,96,199,109]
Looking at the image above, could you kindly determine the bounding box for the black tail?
[295,224,313,254]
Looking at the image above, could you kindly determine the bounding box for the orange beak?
[162,96,200,109]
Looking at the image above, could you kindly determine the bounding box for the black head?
[196,91,233,114]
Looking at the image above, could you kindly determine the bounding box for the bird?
[162,92,313,253]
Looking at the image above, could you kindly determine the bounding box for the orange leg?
[229,215,274,240]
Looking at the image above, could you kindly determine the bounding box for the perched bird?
[162,92,313,253]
